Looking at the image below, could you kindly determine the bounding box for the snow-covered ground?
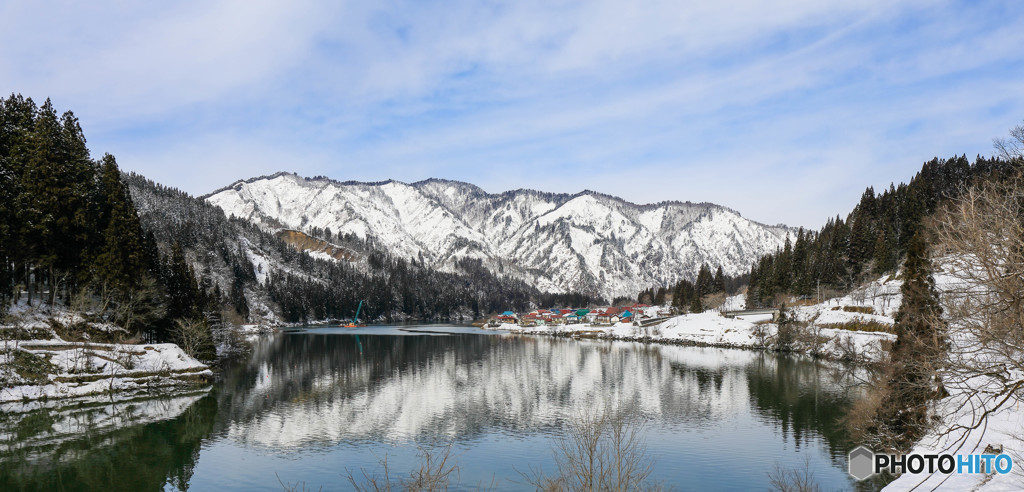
[1,301,213,403]
[721,293,746,311]
[506,303,894,364]
[882,384,1024,491]
[1,339,212,403]
[882,260,1024,491]
[506,265,1024,490]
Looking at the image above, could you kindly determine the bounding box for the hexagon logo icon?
[848,445,875,480]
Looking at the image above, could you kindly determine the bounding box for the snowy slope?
[205,173,793,298]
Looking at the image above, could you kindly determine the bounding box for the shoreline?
[1,338,213,404]
[496,308,895,366]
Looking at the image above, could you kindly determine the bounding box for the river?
[0,324,890,491]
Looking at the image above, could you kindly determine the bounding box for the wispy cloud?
[3,0,1022,227]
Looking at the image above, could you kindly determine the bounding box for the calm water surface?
[1,324,890,491]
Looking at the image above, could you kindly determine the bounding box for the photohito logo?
[848,446,875,480]
[848,446,1015,480]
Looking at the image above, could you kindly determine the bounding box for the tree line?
[848,127,1024,454]
[3,95,614,355]
[746,153,1015,308]
[636,263,746,313]
[0,95,217,358]
[125,149,607,326]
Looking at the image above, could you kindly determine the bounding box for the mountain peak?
[205,173,793,297]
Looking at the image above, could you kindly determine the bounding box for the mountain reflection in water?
[1,327,887,491]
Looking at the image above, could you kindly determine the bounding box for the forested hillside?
[1,95,603,341]
[746,154,1020,307]
[0,95,229,359]
[128,174,605,323]
[0,95,156,317]
[206,173,792,299]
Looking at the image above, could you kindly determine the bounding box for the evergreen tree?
[891,230,946,366]
[688,293,702,314]
[791,229,812,297]
[230,280,250,320]
[846,211,873,278]
[672,279,696,311]
[162,241,215,358]
[773,236,793,293]
[746,265,759,308]
[165,242,201,322]
[1,96,161,323]
[755,256,776,306]
[653,287,667,305]
[695,264,713,296]
[91,154,147,293]
[871,227,895,275]
[0,95,36,307]
[141,230,162,279]
[875,230,947,450]
[713,266,725,293]
[19,99,94,304]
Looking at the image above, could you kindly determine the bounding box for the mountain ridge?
[205,172,795,298]
[206,172,788,228]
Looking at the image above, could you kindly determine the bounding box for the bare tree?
[843,230,946,453]
[523,405,662,492]
[109,276,166,336]
[345,444,459,492]
[767,457,821,492]
[929,169,1024,447]
[70,277,165,339]
[993,121,1024,162]
[277,473,323,492]
[171,318,213,360]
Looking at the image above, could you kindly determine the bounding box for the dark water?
[0,325,889,491]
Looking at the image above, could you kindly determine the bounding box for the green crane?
[344,300,364,328]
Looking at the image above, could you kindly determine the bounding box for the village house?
[595,307,622,325]
[519,313,544,327]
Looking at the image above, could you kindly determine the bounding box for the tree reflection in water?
[1,330,886,490]
[0,390,216,491]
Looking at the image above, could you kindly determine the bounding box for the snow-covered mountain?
[205,173,793,298]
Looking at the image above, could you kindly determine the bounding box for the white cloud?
[3,0,1023,228]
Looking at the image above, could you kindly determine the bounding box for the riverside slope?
[205,173,792,299]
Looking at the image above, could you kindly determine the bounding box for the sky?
[3,1,1023,228]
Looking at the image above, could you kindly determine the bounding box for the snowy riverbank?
[1,303,212,404]
[504,291,898,364]
[881,261,1024,491]
[0,339,212,403]
[507,270,1024,490]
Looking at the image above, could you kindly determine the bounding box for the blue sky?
[3,0,1023,228]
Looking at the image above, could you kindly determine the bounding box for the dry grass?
[818,320,893,334]
[701,292,727,310]
[830,305,876,315]
[842,376,893,451]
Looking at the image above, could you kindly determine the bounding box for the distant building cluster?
[490,304,662,327]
